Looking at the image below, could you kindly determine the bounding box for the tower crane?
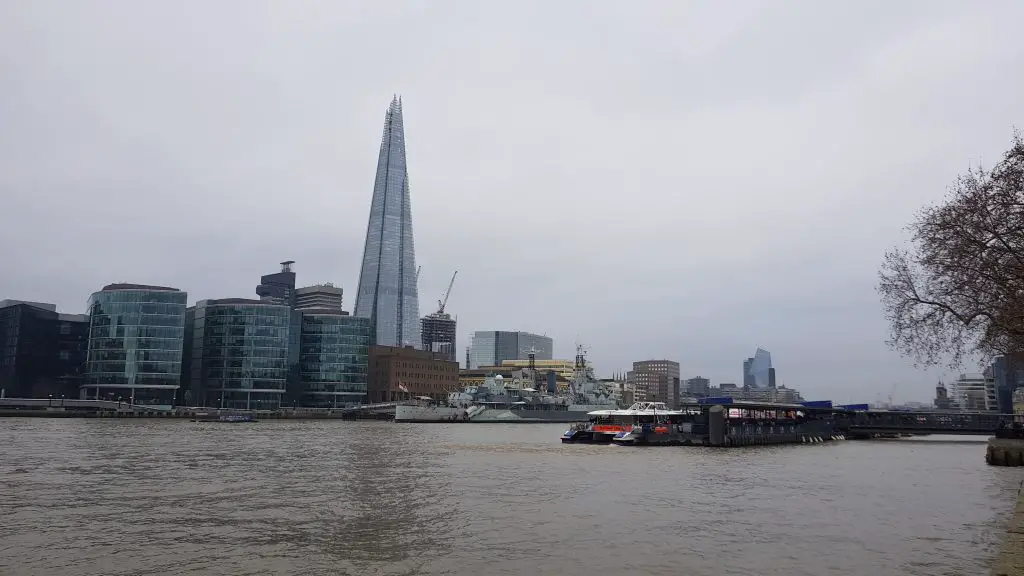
[437,271,458,314]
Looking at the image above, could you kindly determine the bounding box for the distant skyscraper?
[468,331,553,369]
[256,261,296,307]
[746,347,773,389]
[354,96,421,349]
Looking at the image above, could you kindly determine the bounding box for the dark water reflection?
[0,419,1020,575]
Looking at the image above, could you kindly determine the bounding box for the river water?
[0,419,1020,576]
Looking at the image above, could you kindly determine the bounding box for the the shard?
[354,96,421,349]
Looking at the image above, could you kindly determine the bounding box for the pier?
[563,398,1019,448]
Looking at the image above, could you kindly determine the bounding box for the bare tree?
[879,133,1024,367]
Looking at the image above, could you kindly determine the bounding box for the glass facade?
[468,331,553,369]
[0,302,89,399]
[354,97,421,349]
[299,311,370,408]
[83,285,186,406]
[188,299,291,410]
[747,348,773,389]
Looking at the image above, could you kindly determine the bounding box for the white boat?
[561,402,689,443]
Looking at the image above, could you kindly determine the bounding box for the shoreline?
[0,408,387,420]
[992,484,1024,576]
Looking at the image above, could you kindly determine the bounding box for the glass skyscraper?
[354,96,421,349]
[747,347,774,389]
[82,284,187,406]
[468,331,554,369]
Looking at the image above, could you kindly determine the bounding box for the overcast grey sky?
[2,0,1023,403]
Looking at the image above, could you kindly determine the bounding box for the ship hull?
[394,404,606,423]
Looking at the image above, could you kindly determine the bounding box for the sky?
[2,0,1023,404]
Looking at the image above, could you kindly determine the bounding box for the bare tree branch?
[879,132,1024,366]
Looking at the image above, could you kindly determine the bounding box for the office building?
[256,261,297,307]
[295,284,343,310]
[421,311,457,362]
[745,348,774,389]
[184,299,291,410]
[82,284,187,406]
[706,383,803,404]
[298,309,371,407]
[950,372,999,411]
[354,96,421,348]
[368,345,459,403]
[684,376,711,398]
[0,300,89,399]
[499,359,578,381]
[988,354,1024,413]
[631,360,681,407]
[468,331,553,369]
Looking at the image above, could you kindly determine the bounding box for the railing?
[0,398,170,412]
[843,410,1016,435]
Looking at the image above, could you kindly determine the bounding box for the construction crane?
[437,271,458,314]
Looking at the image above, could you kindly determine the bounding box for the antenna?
[437,270,458,314]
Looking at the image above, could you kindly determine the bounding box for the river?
[0,419,1020,575]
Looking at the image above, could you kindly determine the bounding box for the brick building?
[368,345,460,403]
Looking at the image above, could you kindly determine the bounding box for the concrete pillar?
[709,405,725,446]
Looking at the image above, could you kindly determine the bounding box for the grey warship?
[394,345,619,423]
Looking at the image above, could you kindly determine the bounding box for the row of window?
[84,373,181,386]
[86,362,181,375]
[90,291,186,305]
[88,349,182,362]
[90,327,183,340]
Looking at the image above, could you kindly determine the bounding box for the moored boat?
[561,402,689,444]
[191,412,257,423]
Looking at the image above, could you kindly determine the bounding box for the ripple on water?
[0,420,1019,576]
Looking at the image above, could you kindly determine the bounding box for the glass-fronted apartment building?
[184,299,291,410]
[82,284,187,406]
[299,309,371,407]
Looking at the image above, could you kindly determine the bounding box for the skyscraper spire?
[354,97,421,348]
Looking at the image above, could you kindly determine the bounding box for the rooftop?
[101,283,180,292]
[199,298,287,307]
[0,299,57,312]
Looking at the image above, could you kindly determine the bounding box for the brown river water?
[0,419,1021,575]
